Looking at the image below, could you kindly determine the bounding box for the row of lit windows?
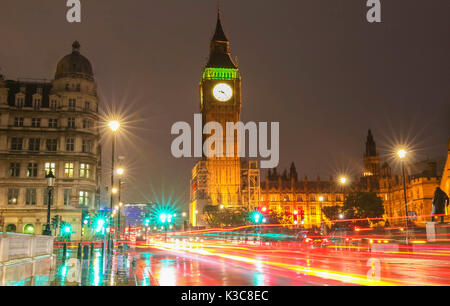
[7,188,91,207]
[10,137,93,153]
[269,205,320,216]
[266,194,343,202]
[8,162,92,179]
[13,117,93,129]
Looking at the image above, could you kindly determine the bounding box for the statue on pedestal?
[431,187,449,223]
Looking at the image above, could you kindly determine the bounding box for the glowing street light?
[397,149,407,159]
[220,204,224,209]
[116,168,124,176]
[108,120,120,132]
[339,176,347,185]
[112,187,118,194]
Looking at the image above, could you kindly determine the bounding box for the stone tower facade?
[189,12,260,227]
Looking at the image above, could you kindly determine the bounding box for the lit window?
[80,163,91,178]
[64,162,74,178]
[45,162,56,175]
[79,191,90,207]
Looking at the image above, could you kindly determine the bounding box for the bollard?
[90,243,94,258]
[77,242,82,259]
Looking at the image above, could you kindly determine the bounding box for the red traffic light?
[293,210,298,215]
[261,206,267,213]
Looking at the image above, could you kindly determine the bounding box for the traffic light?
[158,213,174,224]
[94,216,106,233]
[251,211,263,224]
[51,215,60,230]
[293,210,298,224]
[300,209,305,224]
[62,223,72,234]
[143,215,151,227]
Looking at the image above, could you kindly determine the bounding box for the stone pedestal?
[426,222,450,242]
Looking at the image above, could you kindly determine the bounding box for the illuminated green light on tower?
[202,68,240,80]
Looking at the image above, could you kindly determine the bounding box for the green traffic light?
[251,211,263,224]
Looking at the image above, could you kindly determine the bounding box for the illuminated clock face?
[213,83,233,102]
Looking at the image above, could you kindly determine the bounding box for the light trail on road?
[133,233,450,286]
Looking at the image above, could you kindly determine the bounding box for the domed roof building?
[55,41,94,80]
[0,40,101,239]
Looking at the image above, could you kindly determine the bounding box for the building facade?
[0,41,101,239]
[359,130,441,225]
[440,139,450,197]
[189,13,260,227]
[259,130,444,228]
[260,163,346,228]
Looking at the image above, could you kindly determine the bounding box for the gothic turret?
[206,10,237,69]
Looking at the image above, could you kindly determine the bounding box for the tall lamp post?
[397,149,409,244]
[339,176,347,201]
[318,196,324,222]
[43,170,55,236]
[108,120,120,249]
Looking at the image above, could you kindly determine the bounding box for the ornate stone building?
[259,130,444,228]
[359,130,441,225]
[260,163,346,228]
[189,13,260,227]
[0,41,101,239]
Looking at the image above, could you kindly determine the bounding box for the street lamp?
[318,196,324,221]
[43,170,55,236]
[108,120,120,250]
[397,148,409,244]
[338,176,348,203]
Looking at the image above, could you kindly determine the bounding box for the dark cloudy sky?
[0,0,448,209]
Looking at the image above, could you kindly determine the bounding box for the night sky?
[0,0,448,209]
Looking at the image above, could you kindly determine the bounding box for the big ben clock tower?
[190,11,250,227]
